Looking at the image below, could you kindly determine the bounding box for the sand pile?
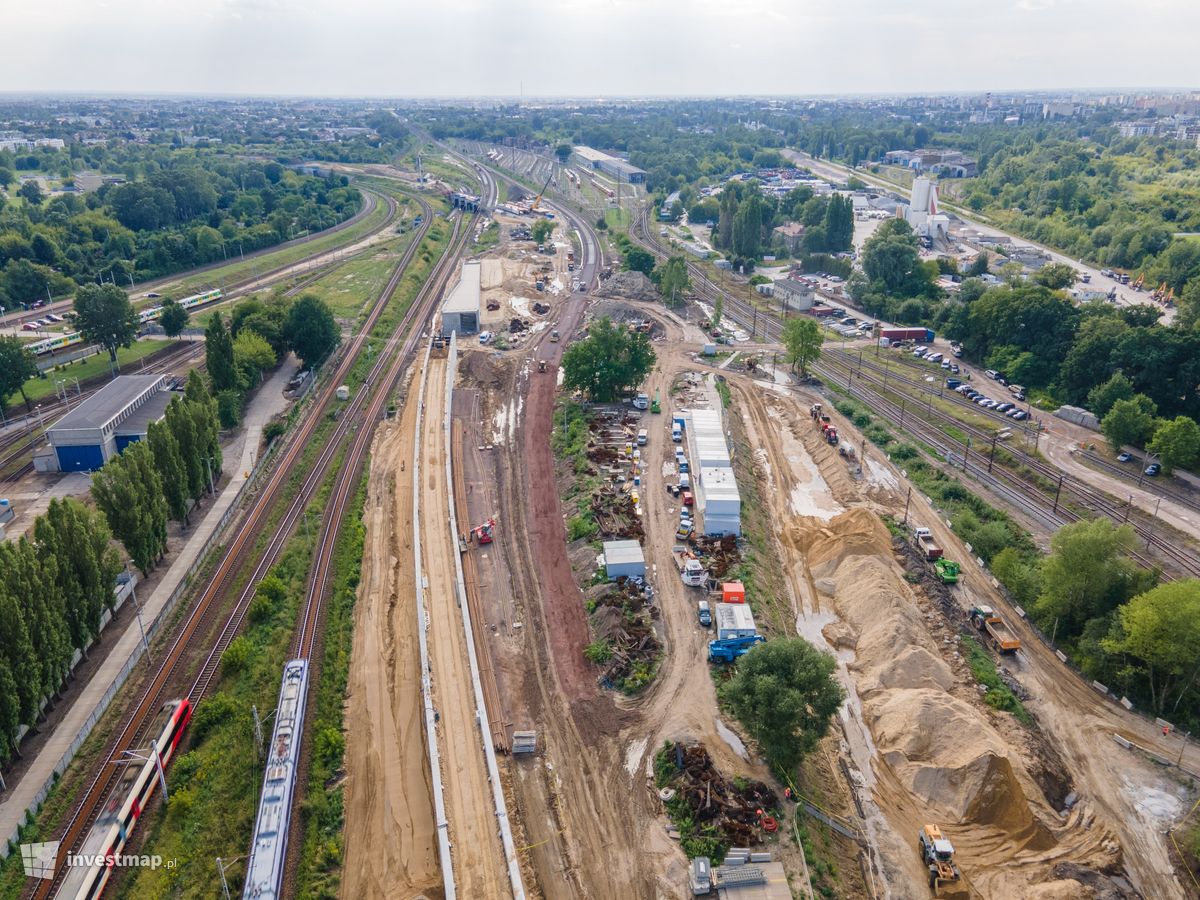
[788,508,1117,895]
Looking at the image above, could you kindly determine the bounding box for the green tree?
[205,312,239,393]
[1103,580,1200,716]
[74,283,138,364]
[555,144,572,164]
[861,218,926,296]
[166,397,205,502]
[1086,373,1135,418]
[147,419,189,524]
[561,316,656,402]
[717,638,843,772]
[731,192,764,259]
[1148,416,1200,473]
[967,253,990,277]
[0,167,13,188]
[17,181,43,205]
[189,393,222,481]
[158,298,189,338]
[1101,394,1158,451]
[1033,263,1077,289]
[33,498,121,651]
[711,296,723,329]
[233,330,276,385]
[92,441,167,575]
[530,218,554,246]
[1034,518,1153,639]
[0,580,39,723]
[623,245,656,277]
[185,368,210,404]
[284,294,339,369]
[657,256,690,306]
[822,194,854,252]
[781,317,823,376]
[0,335,39,414]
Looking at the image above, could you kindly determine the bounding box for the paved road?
[0,357,299,853]
[783,150,1175,323]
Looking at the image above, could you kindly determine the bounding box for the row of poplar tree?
[0,371,222,761]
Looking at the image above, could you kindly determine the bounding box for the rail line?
[32,191,435,900]
[5,185,397,329]
[628,203,1200,577]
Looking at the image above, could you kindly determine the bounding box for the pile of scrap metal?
[659,742,778,847]
[593,577,660,691]
[688,533,741,580]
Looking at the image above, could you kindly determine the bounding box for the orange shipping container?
[723,582,745,604]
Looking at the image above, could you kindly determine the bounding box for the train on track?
[25,289,223,357]
[55,699,192,900]
[243,659,310,900]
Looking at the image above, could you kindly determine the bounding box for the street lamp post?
[128,563,151,665]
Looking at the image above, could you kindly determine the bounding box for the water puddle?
[624,736,649,777]
[714,719,748,760]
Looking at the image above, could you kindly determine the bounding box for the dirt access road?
[418,353,513,898]
[736,374,1191,898]
[342,360,441,899]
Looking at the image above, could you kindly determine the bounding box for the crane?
[530,171,554,213]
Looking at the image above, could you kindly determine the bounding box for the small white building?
[714,602,757,641]
[603,540,645,580]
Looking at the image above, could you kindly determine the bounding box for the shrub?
[584,640,612,664]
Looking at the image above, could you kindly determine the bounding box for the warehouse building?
[440,260,481,335]
[46,374,174,472]
[685,407,741,536]
[572,145,647,184]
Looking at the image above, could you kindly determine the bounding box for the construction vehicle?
[633,392,650,411]
[529,172,553,213]
[650,390,661,414]
[838,445,856,460]
[809,403,823,420]
[549,329,559,342]
[1131,273,1144,291]
[708,635,765,664]
[470,518,496,545]
[825,426,839,446]
[538,360,547,373]
[934,559,960,584]
[918,824,961,890]
[970,606,1021,654]
[912,527,943,561]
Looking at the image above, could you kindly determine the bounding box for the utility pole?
[988,432,998,473]
[1052,474,1064,514]
[962,436,970,472]
[1145,497,1161,550]
[903,486,912,525]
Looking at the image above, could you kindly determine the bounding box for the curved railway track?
[31,191,436,900]
[627,204,1200,578]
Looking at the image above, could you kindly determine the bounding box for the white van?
[637,429,648,446]
[672,424,682,443]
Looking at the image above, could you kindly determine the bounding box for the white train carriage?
[243,659,310,899]
[56,699,192,900]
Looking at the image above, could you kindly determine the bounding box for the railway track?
[31,191,435,900]
[5,185,397,329]
[0,341,205,482]
[627,203,1200,578]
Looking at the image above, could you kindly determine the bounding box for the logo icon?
[20,841,59,880]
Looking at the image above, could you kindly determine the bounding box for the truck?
[970,606,1021,654]
[650,390,661,414]
[708,635,765,663]
[934,559,960,584]
[912,527,943,561]
[697,601,712,627]
[674,548,706,587]
[918,824,961,890]
[633,392,650,411]
[881,327,935,344]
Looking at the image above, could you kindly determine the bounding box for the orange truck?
[970,606,1021,654]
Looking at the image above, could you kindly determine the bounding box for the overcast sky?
[4,0,1197,97]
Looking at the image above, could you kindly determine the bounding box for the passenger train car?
[243,659,310,900]
[26,290,222,356]
[55,699,192,900]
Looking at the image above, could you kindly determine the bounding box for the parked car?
[1008,410,1028,420]
[984,369,999,380]
[994,402,1013,413]
[1117,452,1132,462]
[1144,463,1161,477]
[698,601,712,627]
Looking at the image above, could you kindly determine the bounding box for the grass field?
[6,338,180,410]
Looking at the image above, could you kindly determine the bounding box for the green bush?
[221,635,252,674]
[584,640,612,664]
[217,389,243,428]
[567,513,598,542]
[961,635,1031,724]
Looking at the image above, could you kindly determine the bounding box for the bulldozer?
[918,824,961,891]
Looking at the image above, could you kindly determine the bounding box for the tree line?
[0,153,360,312]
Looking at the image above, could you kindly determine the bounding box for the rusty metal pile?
[660,742,779,846]
[592,577,660,692]
[686,533,741,580]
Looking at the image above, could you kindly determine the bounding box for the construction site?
[335,162,1200,900]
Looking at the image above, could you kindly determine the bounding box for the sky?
[3,0,1198,97]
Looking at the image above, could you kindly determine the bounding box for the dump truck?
[708,635,765,663]
[650,389,661,414]
[918,824,961,890]
[674,548,706,587]
[934,559,960,584]
[912,527,943,561]
[970,606,1021,654]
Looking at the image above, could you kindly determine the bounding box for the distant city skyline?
[3,0,1198,97]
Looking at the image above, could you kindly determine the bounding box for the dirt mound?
[596,270,658,302]
[787,506,893,576]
